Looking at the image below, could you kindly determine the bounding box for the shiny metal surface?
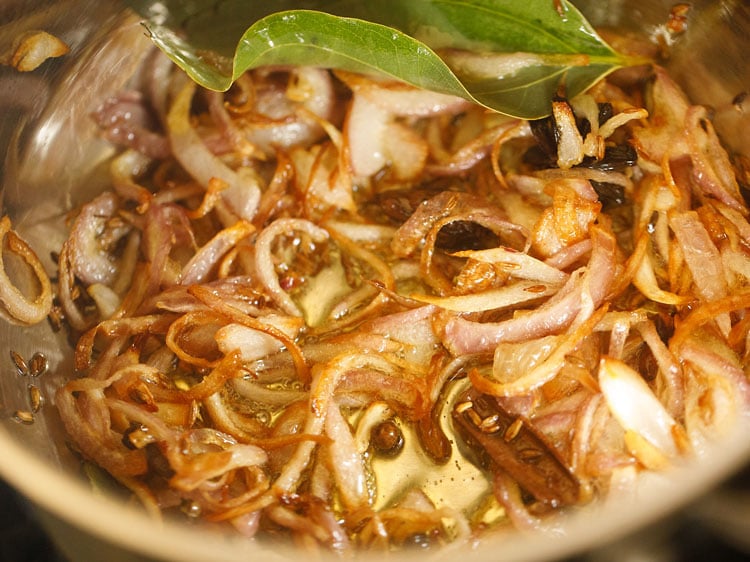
[0,2,748,561]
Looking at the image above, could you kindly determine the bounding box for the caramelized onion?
[167,81,261,221]
[442,226,616,355]
[254,217,329,316]
[0,216,53,325]
[33,52,750,551]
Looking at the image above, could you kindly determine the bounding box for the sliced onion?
[680,337,750,409]
[141,202,193,292]
[87,283,121,319]
[188,284,310,384]
[336,367,426,419]
[492,335,558,385]
[216,315,303,362]
[304,142,356,215]
[455,246,568,285]
[2,30,69,72]
[670,292,750,352]
[392,190,527,260]
[167,80,261,221]
[670,210,731,335]
[164,310,224,369]
[388,121,430,180]
[632,250,690,305]
[254,217,329,317]
[110,149,154,212]
[570,394,604,481]
[67,191,123,286]
[367,305,439,349]
[246,67,334,153]
[180,220,255,285]
[684,364,743,456]
[202,392,268,444]
[169,439,267,492]
[669,210,728,302]
[428,120,525,175]
[636,321,684,419]
[553,99,584,169]
[534,167,631,190]
[232,379,306,408]
[544,238,593,271]
[57,242,92,330]
[443,226,616,355]
[469,305,607,396]
[205,90,261,158]
[336,70,469,117]
[631,66,690,165]
[231,511,262,538]
[600,107,649,138]
[598,357,683,466]
[93,90,171,159]
[685,105,745,211]
[713,201,750,245]
[531,179,601,258]
[410,280,558,312]
[344,93,390,177]
[570,93,603,159]
[273,353,397,494]
[0,216,53,325]
[55,383,148,478]
[324,400,369,510]
[326,221,396,243]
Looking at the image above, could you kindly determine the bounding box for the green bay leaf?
[127,0,642,119]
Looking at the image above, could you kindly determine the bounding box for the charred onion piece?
[452,388,580,506]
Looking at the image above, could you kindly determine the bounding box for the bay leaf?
[127,0,644,118]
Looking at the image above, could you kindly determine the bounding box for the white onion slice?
[167,80,261,221]
[216,315,303,362]
[598,107,649,139]
[337,70,468,117]
[86,283,121,319]
[553,99,584,169]
[410,280,558,312]
[325,400,369,510]
[326,221,396,243]
[598,357,682,465]
[455,247,568,285]
[345,93,390,177]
